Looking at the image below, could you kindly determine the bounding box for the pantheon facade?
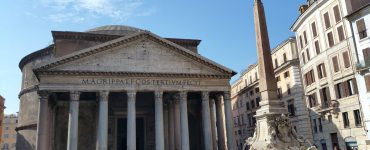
[16,25,237,150]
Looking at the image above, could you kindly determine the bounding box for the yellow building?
[1,114,18,150]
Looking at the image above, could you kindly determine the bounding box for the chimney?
[299,5,308,14]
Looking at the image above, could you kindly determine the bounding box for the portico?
[19,25,237,150]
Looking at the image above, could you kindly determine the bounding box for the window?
[347,78,358,96]
[321,139,328,150]
[343,112,349,128]
[275,58,278,68]
[304,69,315,86]
[255,72,258,80]
[299,35,304,49]
[324,12,331,29]
[306,49,311,61]
[288,100,295,116]
[251,100,255,108]
[365,75,370,92]
[342,51,351,68]
[314,41,320,55]
[337,25,345,42]
[4,134,8,138]
[248,114,252,127]
[313,119,318,133]
[328,115,333,122]
[302,52,306,64]
[277,88,282,99]
[308,93,317,108]
[276,76,280,82]
[327,32,334,47]
[356,18,367,39]
[331,133,339,150]
[354,109,362,126]
[335,82,344,99]
[317,63,327,79]
[333,5,341,23]
[283,53,287,63]
[256,97,260,107]
[332,56,340,72]
[249,90,254,96]
[246,101,250,110]
[255,88,259,93]
[363,48,370,65]
[318,118,323,132]
[287,84,291,95]
[5,127,9,130]
[311,22,317,37]
[320,87,331,108]
[284,71,290,78]
[303,31,308,45]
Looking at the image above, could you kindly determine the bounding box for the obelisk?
[245,0,316,150]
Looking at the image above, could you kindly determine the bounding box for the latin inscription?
[81,78,201,86]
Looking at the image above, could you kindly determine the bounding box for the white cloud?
[38,0,154,22]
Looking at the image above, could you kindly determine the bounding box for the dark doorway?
[116,118,145,150]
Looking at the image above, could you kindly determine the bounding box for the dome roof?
[86,25,143,36]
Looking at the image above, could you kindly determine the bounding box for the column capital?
[179,91,187,101]
[223,91,231,101]
[99,91,110,101]
[127,91,136,101]
[37,91,50,100]
[155,91,163,101]
[70,91,80,101]
[201,91,209,102]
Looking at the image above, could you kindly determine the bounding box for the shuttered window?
[365,75,370,92]
[343,51,350,68]
[337,26,345,42]
[332,56,339,72]
[320,87,331,108]
[299,35,304,48]
[363,48,370,65]
[356,19,367,39]
[327,32,334,47]
[306,49,311,61]
[304,31,308,45]
[315,41,320,54]
[283,53,287,63]
[302,52,306,64]
[317,63,326,79]
[274,59,278,68]
[311,22,317,37]
[324,12,331,29]
[333,5,341,23]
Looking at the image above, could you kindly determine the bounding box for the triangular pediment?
[35,32,235,77]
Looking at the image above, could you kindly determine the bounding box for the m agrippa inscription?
[81,78,201,86]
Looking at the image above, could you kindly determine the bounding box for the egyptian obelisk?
[245,0,316,149]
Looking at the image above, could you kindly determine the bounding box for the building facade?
[231,38,313,150]
[346,1,370,147]
[1,114,18,150]
[291,0,368,149]
[0,96,4,146]
[16,25,237,150]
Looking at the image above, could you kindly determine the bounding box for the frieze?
[81,78,201,86]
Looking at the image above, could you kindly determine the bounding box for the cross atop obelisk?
[253,0,286,115]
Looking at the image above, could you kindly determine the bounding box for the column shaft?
[155,91,165,150]
[168,102,175,150]
[201,92,213,150]
[127,91,136,150]
[67,91,80,150]
[210,99,218,150]
[223,92,236,150]
[96,91,109,150]
[216,95,226,150]
[36,91,50,150]
[174,99,181,150]
[180,91,190,150]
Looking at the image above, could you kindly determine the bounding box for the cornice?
[18,85,39,98]
[15,123,37,131]
[52,31,121,42]
[36,70,232,79]
[34,31,236,77]
[274,59,300,74]
[19,45,54,70]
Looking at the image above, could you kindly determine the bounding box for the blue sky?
[0,0,305,114]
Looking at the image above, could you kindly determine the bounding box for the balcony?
[317,100,339,118]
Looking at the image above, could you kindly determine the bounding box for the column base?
[244,114,317,150]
